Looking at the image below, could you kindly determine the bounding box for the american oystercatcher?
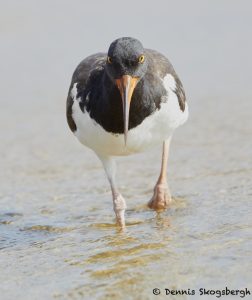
[66,37,188,227]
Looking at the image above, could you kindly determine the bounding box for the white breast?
[71,74,188,156]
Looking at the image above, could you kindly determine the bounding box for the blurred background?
[1,1,251,300]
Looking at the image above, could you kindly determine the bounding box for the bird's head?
[105,37,148,144]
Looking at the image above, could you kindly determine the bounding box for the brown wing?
[66,53,107,132]
[145,49,186,112]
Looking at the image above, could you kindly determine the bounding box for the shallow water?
[1,93,252,299]
[1,1,252,300]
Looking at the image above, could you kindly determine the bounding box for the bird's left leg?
[98,154,126,227]
[148,138,172,210]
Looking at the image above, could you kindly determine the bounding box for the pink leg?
[98,155,126,227]
[148,139,172,210]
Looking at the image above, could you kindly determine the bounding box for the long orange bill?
[116,75,139,145]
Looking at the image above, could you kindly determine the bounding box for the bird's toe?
[148,183,172,211]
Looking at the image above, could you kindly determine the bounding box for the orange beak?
[115,75,139,145]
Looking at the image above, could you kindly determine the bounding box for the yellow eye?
[138,55,145,63]
[107,56,112,64]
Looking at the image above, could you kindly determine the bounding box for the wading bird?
[66,37,188,227]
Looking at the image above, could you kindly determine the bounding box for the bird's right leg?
[97,154,126,227]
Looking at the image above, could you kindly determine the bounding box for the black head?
[105,37,148,80]
[105,37,148,145]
